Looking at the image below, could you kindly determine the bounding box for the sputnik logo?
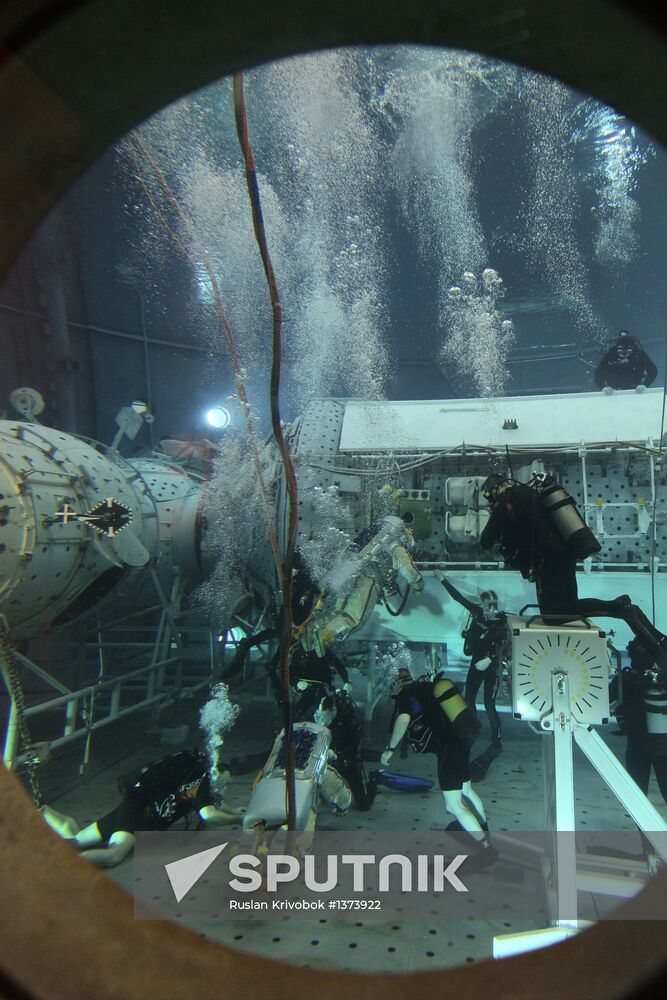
[164,843,471,902]
[165,842,228,903]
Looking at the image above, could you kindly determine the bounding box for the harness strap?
[436,688,459,704]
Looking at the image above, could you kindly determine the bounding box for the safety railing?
[2,653,211,768]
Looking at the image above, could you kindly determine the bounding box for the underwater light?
[205,405,231,429]
[220,627,247,647]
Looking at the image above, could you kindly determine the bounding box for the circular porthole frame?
[1,2,667,997]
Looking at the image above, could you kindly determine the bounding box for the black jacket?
[480,483,562,578]
[594,343,657,389]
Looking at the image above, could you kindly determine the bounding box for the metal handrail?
[21,656,181,717]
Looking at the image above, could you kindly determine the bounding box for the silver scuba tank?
[645,683,667,756]
[534,475,602,559]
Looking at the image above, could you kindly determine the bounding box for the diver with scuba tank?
[441,579,507,780]
[616,636,667,805]
[479,472,667,680]
[382,669,498,868]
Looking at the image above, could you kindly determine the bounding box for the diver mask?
[481,475,509,505]
[481,594,498,615]
[390,668,413,697]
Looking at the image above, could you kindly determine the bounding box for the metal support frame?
[545,668,667,894]
[1,568,215,770]
[79,614,105,774]
[573,724,667,856]
[549,670,579,926]
[223,603,276,698]
[494,630,667,959]
[23,657,182,747]
[12,653,70,695]
[2,653,70,768]
[540,667,667,935]
[0,663,18,769]
[2,654,171,767]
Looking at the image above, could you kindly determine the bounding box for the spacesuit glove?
[412,575,424,593]
[380,749,394,767]
[343,682,353,695]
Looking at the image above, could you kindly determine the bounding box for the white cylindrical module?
[125,457,205,582]
[0,421,203,639]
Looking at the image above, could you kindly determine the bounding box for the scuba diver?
[223,506,422,672]
[441,578,506,780]
[594,331,657,391]
[290,644,351,721]
[616,637,667,804]
[218,549,329,695]
[221,624,350,721]
[299,510,424,658]
[314,688,377,811]
[382,669,496,866]
[40,748,244,867]
[479,473,667,680]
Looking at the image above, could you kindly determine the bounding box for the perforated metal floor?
[35,684,667,973]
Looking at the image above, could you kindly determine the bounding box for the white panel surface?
[339,389,665,451]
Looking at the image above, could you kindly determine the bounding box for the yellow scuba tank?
[533,474,601,559]
[433,678,468,722]
[433,678,480,747]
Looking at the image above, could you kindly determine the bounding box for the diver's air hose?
[382,584,410,617]
[233,73,299,833]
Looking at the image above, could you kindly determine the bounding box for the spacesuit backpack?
[243,723,332,832]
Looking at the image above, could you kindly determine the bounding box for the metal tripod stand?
[494,616,667,957]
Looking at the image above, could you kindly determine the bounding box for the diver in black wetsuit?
[40,749,242,867]
[290,644,350,721]
[617,637,667,804]
[381,671,497,867]
[315,688,377,811]
[441,578,506,778]
[594,331,657,391]
[219,548,344,703]
[479,474,667,681]
[221,629,350,719]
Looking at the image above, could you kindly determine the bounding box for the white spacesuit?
[242,722,352,834]
[299,515,424,657]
